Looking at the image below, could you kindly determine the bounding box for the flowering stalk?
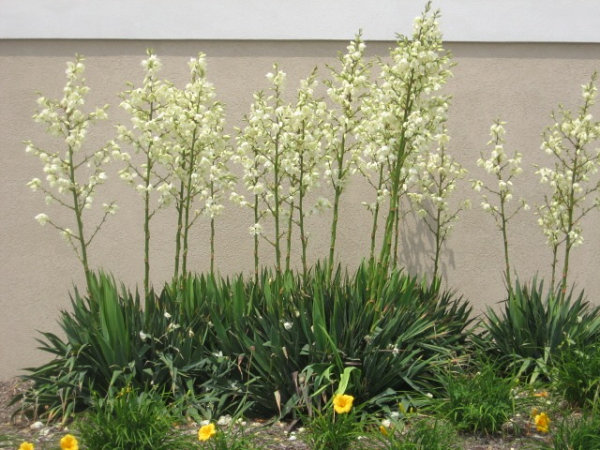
[283,68,328,276]
[360,3,452,290]
[361,166,387,261]
[472,120,527,292]
[408,131,469,280]
[233,66,289,274]
[324,32,370,276]
[168,54,232,276]
[26,55,118,292]
[536,73,600,293]
[117,50,173,298]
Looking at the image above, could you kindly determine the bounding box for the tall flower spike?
[25,55,117,291]
[233,65,291,275]
[281,67,329,274]
[117,49,174,298]
[324,31,371,272]
[357,2,452,279]
[166,53,233,276]
[535,73,600,291]
[408,131,469,280]
[471,119,528,291]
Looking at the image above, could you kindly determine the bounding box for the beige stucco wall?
[2,40,600,379]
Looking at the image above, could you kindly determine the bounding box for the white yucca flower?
[535,73,600,289]
[25,55,117,281]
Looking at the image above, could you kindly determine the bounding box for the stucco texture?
[2,40,600,379]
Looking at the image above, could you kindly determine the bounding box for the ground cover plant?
[13,1,600,448]
[433,361,518,434]
[75,387,196,449]
[553,340,600,408]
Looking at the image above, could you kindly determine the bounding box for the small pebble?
[30,421,44,430]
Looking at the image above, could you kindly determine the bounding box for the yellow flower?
[198,423,217,441]
[19,443,34,450]
[60,434,79,450]
[534,412,550,433]
[332,394,354,414]
[533,390,549,398]
[379,425,388,436]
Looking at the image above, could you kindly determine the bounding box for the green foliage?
[15,262,472,422]
[547,411,600,450]
[375,417,458,450]
[553,340,600,408]
[480,278,600,382]
[201,261,473,416]
[13,272,248,422]
[0,433,19,449]
[433,363,516,434]
[76,387,195,450]
[198,424,260,450]
[303,398,364,450]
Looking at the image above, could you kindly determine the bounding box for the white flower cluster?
[117,50,175,209]
[234,66,329,248]
[358,6,451,183]
[26,55,118,262]
[233,65,289,240]
[536,76,600,251]
[283,69,328,204]
[324,33,370,192]
[472,120,528,229]
[167,53,234,222]
[355,4,452,266]
[408,132,469,242]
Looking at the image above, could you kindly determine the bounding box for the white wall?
[1,0,599,42]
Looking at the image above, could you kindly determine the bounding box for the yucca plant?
[197,261,474,416]
[481,278,600,382]
[14,272,246,422]
[13,272,148,422]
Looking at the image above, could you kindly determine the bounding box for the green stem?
[433,207,442,282]
[253,148,260,282]
[286,200,294,272]
[376,76,414,287]
[143,152,152,300]
[550,243,558,290]
[173,183,185,279]
[181,130,199,277]
[562,154,579,295]
[274,132,282,274]
[253,193,260,282]
[328,129,347,277]
[67,143,91,292]
[298,149,308,278]
[369,168,384,262]
[378,133,409,282]
[210,217,215,275]
[209,180,216,275]
[393,193,400,267]
[499,195,512,294]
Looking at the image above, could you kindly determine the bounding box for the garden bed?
[0,379,565,449]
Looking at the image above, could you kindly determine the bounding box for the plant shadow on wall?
[396,208,461,282]
[13,1,600,448]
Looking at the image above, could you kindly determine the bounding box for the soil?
[0,378,552,449]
